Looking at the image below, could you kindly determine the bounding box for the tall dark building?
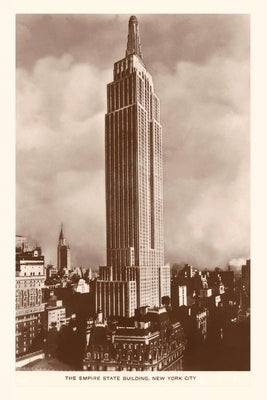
[57,224,71,273]
[242,259,250,291]
[241,259,250,307]
[95,16,170,319]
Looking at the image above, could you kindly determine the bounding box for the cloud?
[229,258,247,269]
[155,56,250,267]
[16,54,110,266]
[16,15,250,269]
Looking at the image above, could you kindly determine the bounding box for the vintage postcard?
[1,0,265,399]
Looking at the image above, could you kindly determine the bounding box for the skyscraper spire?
[59,223,64,241]
[57,223,71,272]
[126,15,143,59]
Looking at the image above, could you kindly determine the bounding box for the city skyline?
[16,14,250,269]
[14,14,251,374]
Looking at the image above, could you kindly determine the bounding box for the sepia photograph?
[15,13,250,373]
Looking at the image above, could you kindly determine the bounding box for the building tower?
[16,240,46,360]
[95,16,170,318]
[57,223,71,273]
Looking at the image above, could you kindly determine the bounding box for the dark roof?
[147,311,170,323]
[115,327,151,337]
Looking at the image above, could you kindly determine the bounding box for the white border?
[1,0,266,398]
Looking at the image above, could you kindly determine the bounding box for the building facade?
[16,243,46,358]
[74,278,90,294]
[83,307,185,371]
[57,224,71,273]
[96,16,170,319]
[242,259,250,294]
[171,281,188,308]
[43,293,67,331]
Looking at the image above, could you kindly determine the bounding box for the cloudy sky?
[16,14,250,269]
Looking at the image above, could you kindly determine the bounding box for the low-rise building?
[199,288,212,298]
[171,283,187,307]
[43,293,66,331]
[83,307,186,371]
[45,264,58,280]
[16,244,46,359]
[73,278,90,294]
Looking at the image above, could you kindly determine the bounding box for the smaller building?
[242,259,250,299]
[88,268,93,281]
[199,288,212,298]
[73,278,90,294]
[171,282,187,307]
[183,264,196,278]
[16,235,28,253]
[43,293,66,331]
[83,306,186,371]
[171,305,208,344]
[16,244,46,358]
[195,309,208,341]
[45,264,58,280]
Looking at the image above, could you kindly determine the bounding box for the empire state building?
[96,16,170,318]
